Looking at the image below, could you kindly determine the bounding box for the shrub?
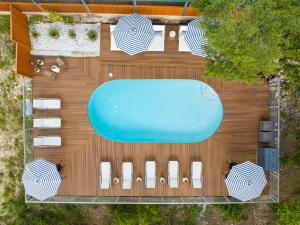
[48,28,60,39]
[48,12,74,24]
[0,33,15,69]
[31,29,40,40]
[216,204,244,222]
[87,30,98,42]
[29,15,49,24]
[277,199,300,225]
[0,15,10,33]
[68,29,76,39]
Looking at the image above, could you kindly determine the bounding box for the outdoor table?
[169,30,176,40]
[51,65,61,73]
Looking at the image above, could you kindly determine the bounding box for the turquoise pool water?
[88,79,223,143]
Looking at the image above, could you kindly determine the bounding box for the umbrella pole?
[133,0,138,13]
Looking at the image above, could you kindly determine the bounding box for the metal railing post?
[181,1,190,16]
[81,0,92,13]
[31,0,46,13]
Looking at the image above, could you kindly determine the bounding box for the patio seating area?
[28,22,272,199]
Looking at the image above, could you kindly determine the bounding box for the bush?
[216,204,244,222]
[0,34,15,69]
[277,199,300,225]
[48,12,74,24]
[48,28,60,39]
[108,205,162,225]
[29,15,49,24]
[68,29,76,39]
[31,29,40,40]
[87,30,98,42]
[0,15,10,33]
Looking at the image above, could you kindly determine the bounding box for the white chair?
[178,26,191,52]
[110,25,165,52]
[100,162,111,189]
[33,98,61,110]
[33,118,61,128]
[122,162,133,189]
[168,161,179,188]
[191,161,203,189]
[145,161,156,188]
[33,136,61,147]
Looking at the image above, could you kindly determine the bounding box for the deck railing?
[23,78,280,204]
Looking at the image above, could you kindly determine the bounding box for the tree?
[191,0,300,85]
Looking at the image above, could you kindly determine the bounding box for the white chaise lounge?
[191,161,203,189]
[33,98,61,110]
[168,161,179,188]
[33,136,61,147]
[178,26,191,52]
[33,118,61,128]
[110,25,165,52]
[145,161,156,188]
[122,162,133,189]
[100,162,111,189]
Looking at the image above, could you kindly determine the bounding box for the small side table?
[159,177,166,183]
[51,65,61,73]
[113,177,119,184]
[169,31,176,40]
[182,177,189,183]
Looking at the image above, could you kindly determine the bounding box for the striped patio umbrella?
[113,14,155,55]
[225,161,267,202]
[185,17,208,57]
[22,158,61,201]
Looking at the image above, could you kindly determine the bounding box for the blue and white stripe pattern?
[113,14,155,56]
[22,158,61,201]
[225,161,267,202]
[185,17,208,57]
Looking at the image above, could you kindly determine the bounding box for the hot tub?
[88,79,223,143]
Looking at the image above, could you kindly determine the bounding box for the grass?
[48,28,60,39]
[87,30,97,42]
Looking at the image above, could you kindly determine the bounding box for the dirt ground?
[204,204,277,225]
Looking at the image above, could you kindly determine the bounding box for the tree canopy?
[191,0,300,85]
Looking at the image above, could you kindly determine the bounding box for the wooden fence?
[0,2,199,16]
[10,5,33,78]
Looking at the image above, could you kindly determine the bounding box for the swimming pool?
[88,79,223,143]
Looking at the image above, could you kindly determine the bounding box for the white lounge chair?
[33,136,61,147]
[33,118,61,128]
[122,162,133,189]
[145,161,156,188]
[148,25,165,51]
[100,162,111,189]
[178,26,191,52]
[191,161,203,189]
[33,98,61,110]
[168,161,179,188]
[110,25,165,52]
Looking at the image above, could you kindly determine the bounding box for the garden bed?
[30,22,100,57]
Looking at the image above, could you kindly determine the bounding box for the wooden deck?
[32,24,269,197]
